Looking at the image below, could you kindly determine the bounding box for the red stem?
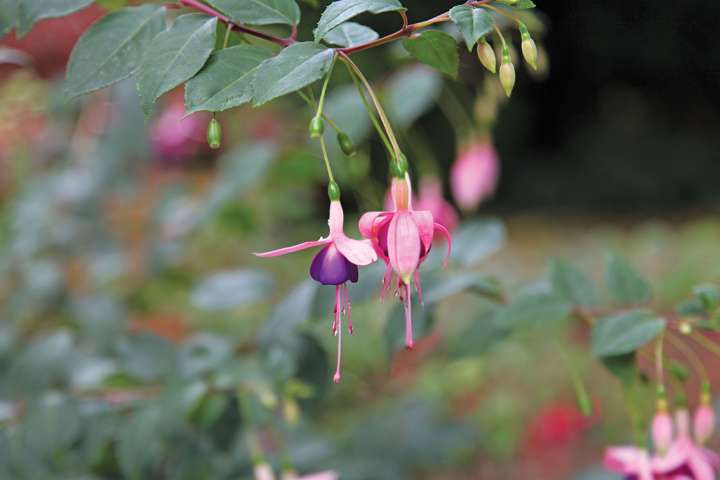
[178,0,294,47]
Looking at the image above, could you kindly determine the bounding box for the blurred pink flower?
[150,102,208,163]
[415,177,459,234]
[359,174,451,349]
[450,141,499,211]
[604,446,655,480]
[255,201,376,383]
[653,408,674,455]
[694,404,715,445]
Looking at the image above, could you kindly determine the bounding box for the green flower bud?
[207,118,221,149]
[327,181,341,201]
[309,116,324,139]
[389,152,408,178]
[499,47,515,98]
[476,39,497,74]
[337,131,356,157]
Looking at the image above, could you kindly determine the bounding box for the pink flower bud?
[254,463,276,480]
[450,141,499,211]
[652,410,674,454]
[415,177,458,234]
[694,404,715,444]
[150,102,208,164]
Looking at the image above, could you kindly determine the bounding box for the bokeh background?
[1,1,719,479]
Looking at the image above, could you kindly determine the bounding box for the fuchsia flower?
[653,406,675,455]
[359,173,451,349]
[415,177,459,234]
[655,409,720,480]
[255,200,377,383]
[604,446,656,480]
[450,140,499,211]
[151,101,208,163]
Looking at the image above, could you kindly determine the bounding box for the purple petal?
[309,244,358,285]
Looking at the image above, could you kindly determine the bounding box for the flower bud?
[254,463,276,480]
[499,47,515,98]
[694,384,715,444]
[207,117,222,150]
[389,152,408,178]
[476,39,496,74]
[337,131,356,157]
[519,23,538,70]
[327,181,341,201]
[450,141,499,211]
[652,397,674,454]
[309,116,324,139]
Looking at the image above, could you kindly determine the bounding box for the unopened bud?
[476,39,497,74]
[337,131,356,157]
[254,463,276,480]
[652,395,674,454]
[390,152,408,178]
[327,181,341,201]
[207,117,222,149]
[499,47,515,98]
[309,116,324,139]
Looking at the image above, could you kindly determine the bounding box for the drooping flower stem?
[316,55,338,120]
[655,332,665,387]
[347,69,394,156]
[690,330,720,361]
[319,135,335,183]
[558,342,592,416]
[340,53,404,168]
[666,332,709,383]
[297,91,344,134]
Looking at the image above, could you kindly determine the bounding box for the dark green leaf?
[0,0,16,36]
[601,352,637,386]
[251,42,335,106]
[259,280,318,347]
[402,30,459,78]
[138,13,218,116]
[22,396,80,456]
[423,272,502,305]
[448,5,494,51]
[451,310,510,358]
[606,254,652,305]
[550,259,598,307]
[190,269,274,311]
[185,44,273,113]
[65,5,167,99]
[591,310,666,358]
[207,0,300,26]
[451,219,505,266]
[324,21,378,47]
[496,292,571,328]
[16,0,93,37]
[314,0,405,42]
[385,64,442,128]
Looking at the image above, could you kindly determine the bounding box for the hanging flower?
[359,173,451,349]
[450,140,499,212]
[255,199,377,383]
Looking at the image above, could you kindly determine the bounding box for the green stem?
[341,53,402,165]
[319,135,335,183]
[297,91,343,133]
[222,23,233,48]
[655,332,665,386]
[347,69,393,155]
[316,55,338,119]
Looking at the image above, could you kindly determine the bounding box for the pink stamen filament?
[334,285,343,384]
[404,283,414,349]
[344,284,353,334]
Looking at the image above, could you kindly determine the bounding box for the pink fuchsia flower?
[654,409,720,480]
[653,402,674,455]
[151,101,209,163]
[415,177,459,234]
[450,140,499,212]
[694,387,715,445]
[255,199,377,383]
[254,463,275,480]
[604,446,656,480]
[359,173,451,349]
[282,471,339,480]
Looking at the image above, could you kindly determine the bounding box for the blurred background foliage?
[1,1,720,479]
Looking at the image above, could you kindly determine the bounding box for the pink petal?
[334,236,377,266]
[604,446,644,474]
[433,222,452,267]
[297,472,339,480]
[689,448,716,480]
[387,211,421,284]
[254,239,328,257]
[702,447,720,470]
[328,201,344,237]
[653,442,689,473]
[358,211,392,239]
[410,210,435,253]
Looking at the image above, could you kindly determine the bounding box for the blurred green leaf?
[16,0,93,37]
[117,408,165,480]
[251,42,335,106]
[550,259,599,307]
[592,310,665,358]
[207,0,301,26]
[423,271,502,304]
[451,309,510,358]
[451,219,505,267]
[65,5,166,98]
[313,0,405,42]
[191,269,274,311]
[0,0,16,36]
[402,30,459,78]
[496,292,571,328]
[606,254,652,305]
[138,14,217,116]
[324,21,378,47]
[22,395,81,457]
[601,352,637,387]
[185,45,273,114]
[96,0,127,10]
[260,280,318,347]
[116,333,178,381]
[385,64,442,129]
[6,331,74,395]
[448,5,494,51]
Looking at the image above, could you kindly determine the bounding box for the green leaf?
[451,219,505,266]
[190,269,274,311]
[314,0,405,42]
[251,42,335,106]
[602,352,637,386]
[185,45,273,114]
[138,13,218,116]
[514,0,536,9]
[550,259,598,307]
[0,0,16,36]
[96,0,127,11]
[402,30,459,78]
[65,5,166,99]
[448,5,494,51]
[16,0,93,37]
[606,254,652,305]
[324,21,378,47]
[496,292,571,328]
[259,280,318,347]
[423,272,502,305]
[591,310,666,358]
[451,310,510,358]
[385,64,442,128]
[206,0,300,26]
